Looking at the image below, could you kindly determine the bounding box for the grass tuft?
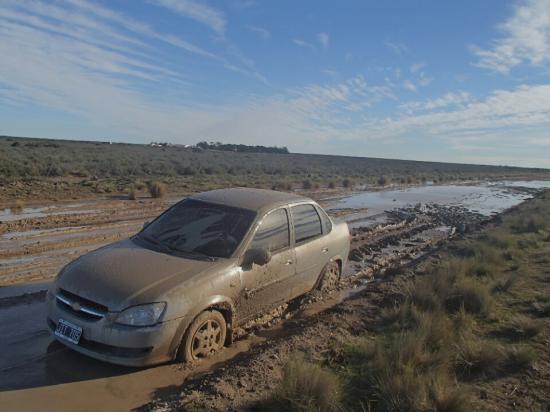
[10,200,24,213]
[444,278,493,315]
[127,188,137,200]
[453,334,503,379]
[259,355,341,412]
[495,315,542,340]
[148,181,166,198]
[491,274,518,294]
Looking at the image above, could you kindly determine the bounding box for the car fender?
[168,294,236,358]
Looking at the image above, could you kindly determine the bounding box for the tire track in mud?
[0,200,170,286]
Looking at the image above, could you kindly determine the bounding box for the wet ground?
[0,181,549,410]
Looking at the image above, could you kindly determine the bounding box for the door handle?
[322,247,329,254]
[285,259,293,265]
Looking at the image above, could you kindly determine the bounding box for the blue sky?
[1,0,550,167]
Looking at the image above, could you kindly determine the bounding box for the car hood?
[56,238,223,311]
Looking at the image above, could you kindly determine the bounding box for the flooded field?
[0,181,548,411]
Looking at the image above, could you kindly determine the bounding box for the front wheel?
[177,310,227,362]
[317,261,340,293]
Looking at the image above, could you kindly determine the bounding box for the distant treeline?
[196,141,289,154]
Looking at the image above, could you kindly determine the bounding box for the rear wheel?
[317,261,340,293]
[178,310,227,362]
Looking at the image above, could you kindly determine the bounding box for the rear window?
[316,206,333,234]
[250,208,290,253]
[292,204,322,243]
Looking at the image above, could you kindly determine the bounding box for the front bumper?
[46,292,183,367]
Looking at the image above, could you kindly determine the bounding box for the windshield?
[138,199,256,259]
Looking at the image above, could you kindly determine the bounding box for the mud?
[0,182,548,411]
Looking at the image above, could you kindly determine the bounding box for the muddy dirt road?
[0,182,547,411]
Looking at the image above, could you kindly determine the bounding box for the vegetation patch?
[263,190,549,411]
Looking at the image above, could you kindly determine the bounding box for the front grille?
[56,288,108,321]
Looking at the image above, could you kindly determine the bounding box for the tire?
[177,310,227,362]
[317,260,340,293]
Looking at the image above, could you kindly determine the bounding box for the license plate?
[55,319,83,345]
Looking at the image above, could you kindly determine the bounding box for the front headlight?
[115,302,166,326]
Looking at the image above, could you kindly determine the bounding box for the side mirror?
[241,248,271,269]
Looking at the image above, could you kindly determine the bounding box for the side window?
[249,209,290,253]
[292,204,322,243]
[316,206,333,234]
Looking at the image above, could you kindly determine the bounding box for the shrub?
[377,175,387,186]
[342,178,351,188]
[10,200,24,213]
[328,181,335,189]
[302,179,312,190]
[260,355,341,412]
[148,181,166,198]
[128,188,137,200]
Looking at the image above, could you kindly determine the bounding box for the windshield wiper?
[144,236,216,261]
[139,234,216,261]
[171,248,217,262]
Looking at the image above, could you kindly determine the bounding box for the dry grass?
[258,355,341,412]
[261,191,549,412]
[127,188,138,200]
[148,181,166,198]
[494,315,542,341]
[444,277,493,315]
[530,300,550,317]
[9,199,24,213]
[491,274,518,293]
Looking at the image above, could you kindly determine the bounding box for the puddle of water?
[0,207,99,222]
[491,180,550,190]
[331,181,548,217]
[0,281,51,299]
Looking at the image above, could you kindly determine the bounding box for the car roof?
[190,187,312,213]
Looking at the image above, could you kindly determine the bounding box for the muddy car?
[46,188,350,366]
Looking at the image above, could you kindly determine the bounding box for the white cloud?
[317,32,329,48]
[150,0,226,34]
[370,84,550,143]
[401,91,474,112]
[384,40,408,55]
[321,68,338,77]
[61,0,216,58]
[246,25,270,40]
[472,0,550,73]
[293,39,316,50]
[418,72,433,87]
[410,62,425,73]
[403,80,417,92]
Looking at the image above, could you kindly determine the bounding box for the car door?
[236,207,295,321]
[290,203,328,298]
